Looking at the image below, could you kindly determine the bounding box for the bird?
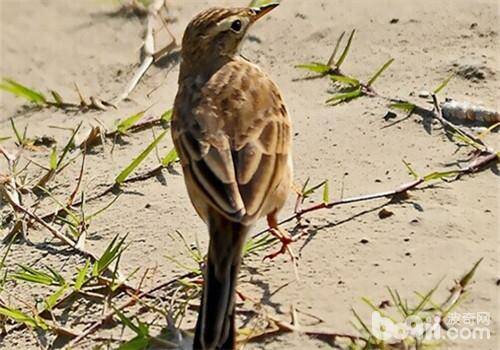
[171,3,292,349]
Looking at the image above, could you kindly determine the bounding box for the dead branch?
[252,150,497,241]
[115,0,177,104]
[67,147,86,206]
[66,271,195,347]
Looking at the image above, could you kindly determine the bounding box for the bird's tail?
[194,212,249,350]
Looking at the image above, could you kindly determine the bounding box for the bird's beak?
[251,3,279,22]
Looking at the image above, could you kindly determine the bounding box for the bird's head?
[180,3,278,75]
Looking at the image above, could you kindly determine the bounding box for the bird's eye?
[230,19,242,32]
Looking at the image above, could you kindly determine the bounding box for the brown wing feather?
[172,58,291,224]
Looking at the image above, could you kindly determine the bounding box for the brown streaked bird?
[171,3,292,349]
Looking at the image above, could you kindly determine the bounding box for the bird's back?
[173,57,292,225]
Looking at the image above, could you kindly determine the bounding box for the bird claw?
[262,228,297,262]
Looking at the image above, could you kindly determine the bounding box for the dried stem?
[67,271,194,347]
[252,150,497,241]
[115,0,177,104]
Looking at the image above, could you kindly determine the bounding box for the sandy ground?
[0,0,499,349]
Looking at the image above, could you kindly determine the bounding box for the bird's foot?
[263,227,297,263]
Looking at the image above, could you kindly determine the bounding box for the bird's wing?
[173,60,291,223]
[175,127,247,220]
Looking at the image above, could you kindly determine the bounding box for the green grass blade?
[0,306,47,329]
[114,307,141,334]
[351,308,374,338]
[322,180,330,203]
[295,62,332,74]
[118,335,149,350]
[302,179,327,198]
[325,87,362,105]
[92,234,128,277]
[160,109,173,123]
[300,177,310,194]
[361,297,397,322]
[173,230,203,264]
[336,29,356,68]
[86,194,120,222]
[74,259,90,291]
[12,265,56,285]
[330,74,360,87]
[367,58,394,87]
[164,255,201,274]
[161,147,178,167]
[389,101,416,113]
[45,265,66,286]
[423,170,459,182]
[56,122,81,168]
[0,78,47,105]
[249,0,280,7]
[115,131,166,184]
[117,110,146,135]
[433,73,454,94]
[327,31,346,66]
[459,257,483,288]
[411,278,442,315]
[402,159,419,179]
[243,234,276,256]
[50,90,64,105]
[49,147,58,170]
[10,118,24,145]
[36,186,80,223]
[11,272,52,285]
[45,284,68,309]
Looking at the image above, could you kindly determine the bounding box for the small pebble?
[384,111,397,121]
[418,90,430,98]
[378,208,394,219]
[410,218,420,225]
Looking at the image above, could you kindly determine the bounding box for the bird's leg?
[263,212,297,263]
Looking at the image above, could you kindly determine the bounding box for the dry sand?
[0,0,498,349]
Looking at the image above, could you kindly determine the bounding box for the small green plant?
[296,29,356,78]
[92,234,129,277]
[345,259,483,349]
[161,147,178,167]
[389,74,454,115]
[0,306,48,330]
[115,308,152,350]
[10,118,31,147]
[1,78,112,110]
[115,110,146,135]
[296,30,394,106]
[11,265,66,286]
[325,58,394,106]
[0,78,47,105]
[115,131,167,184]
